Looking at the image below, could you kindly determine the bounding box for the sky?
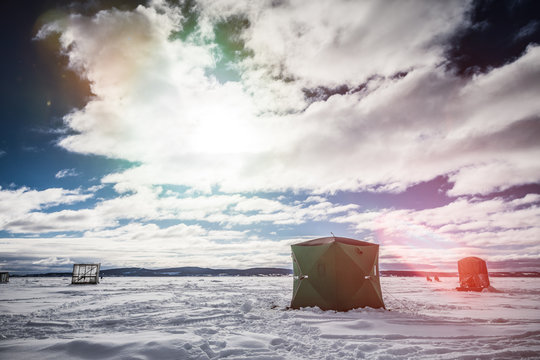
[1,0,539,274]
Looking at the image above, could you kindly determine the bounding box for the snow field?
[1,276,539,359]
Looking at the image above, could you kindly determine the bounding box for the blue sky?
[1,0,539,274]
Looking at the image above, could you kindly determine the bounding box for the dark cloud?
[457,116,540,153]
[0,254,73,274]
[487,258,540,271]
[470,183,540,203]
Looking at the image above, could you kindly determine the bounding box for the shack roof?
[293,236,377,247]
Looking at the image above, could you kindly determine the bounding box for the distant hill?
[101,267,292,277]
[11,267,540,277]
[14,267,293,277]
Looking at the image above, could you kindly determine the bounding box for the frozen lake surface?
[1,276,539,359]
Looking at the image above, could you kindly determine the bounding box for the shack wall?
[72,264,100,284]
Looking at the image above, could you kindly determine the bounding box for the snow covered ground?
[1,276,539,359]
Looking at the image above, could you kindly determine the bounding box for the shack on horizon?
[456,257,490,291]
[0,272,9,283]
[72,264,100,285]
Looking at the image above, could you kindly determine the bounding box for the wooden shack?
[0,272,9,283]
[71,264,100,284]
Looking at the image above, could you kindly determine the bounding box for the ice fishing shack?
[290,236,385,311]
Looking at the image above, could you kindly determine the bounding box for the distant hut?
[0,272,9,283]
[72,264,100,284]
[456,257,490,291]
[290,236,385,311]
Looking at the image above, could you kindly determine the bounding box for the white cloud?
[0,187,94,230]
[1,225,299,269]
[32,256,73,266]
[0,183,358,234]
[332,195,540,269]
[35,1,540,197]
[3,208,116,234]
[8,0,537,271]
[199,0,469,86]
[55,168,80,178]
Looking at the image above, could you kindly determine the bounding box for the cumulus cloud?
[0,183,358,234]
[0,187,93,229]
[3,186,537,270]
[35,1,540,197]
[199,0,469,86]
[332,194,540,269]
[9,0,537,271]
[2,226,299,270]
